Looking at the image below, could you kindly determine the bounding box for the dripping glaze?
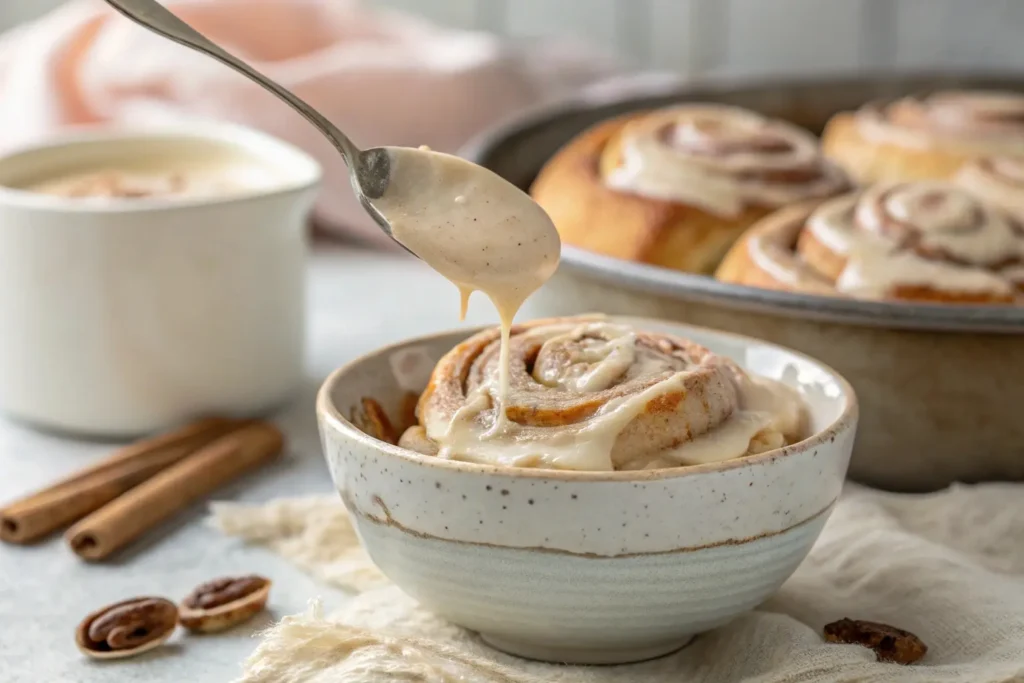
[603,105,849,218]
[806,183,1024,298]
[367,146,561,428]
[370,148,805,471]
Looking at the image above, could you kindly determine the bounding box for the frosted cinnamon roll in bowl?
[317,315,857,665]
[822,90,1024,183]
[717,181,1024,304]
[530,105,850,274]
[399,317,805,471]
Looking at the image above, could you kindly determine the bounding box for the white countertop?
[0,244,528,682]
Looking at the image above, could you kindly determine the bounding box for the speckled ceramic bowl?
[316,316,858,665]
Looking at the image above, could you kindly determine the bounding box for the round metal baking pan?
[461,72,1024,491]
[461,71,1024,333]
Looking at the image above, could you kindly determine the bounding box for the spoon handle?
[103,0,363,166]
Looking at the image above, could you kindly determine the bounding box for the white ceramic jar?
[0,122,321,436]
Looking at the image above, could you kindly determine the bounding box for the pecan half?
[352,397,398,444]
[179,575,271,633]
[824,618,928,664]
[75,597,178,660]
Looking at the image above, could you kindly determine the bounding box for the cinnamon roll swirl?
[822,90,1024,183]
[955,156,1024,221]
[398,317,807,471]
[716,182,1024,303]
[530,105,850,274]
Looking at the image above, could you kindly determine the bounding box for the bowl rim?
[459,70,1024,333]
[0,119,323,214]
[316,315,859,482]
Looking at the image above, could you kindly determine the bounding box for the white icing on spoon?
[367,147,561,426]
[373,148,804,471]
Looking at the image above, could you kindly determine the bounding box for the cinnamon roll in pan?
[400,317,806,472]
[530,105,850,275]
[822,90,1024,183]
[954,156,1024,221]
[465,74,1024,491]
[716,182,1024,304]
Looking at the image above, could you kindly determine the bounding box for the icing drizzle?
[603,104,849,218]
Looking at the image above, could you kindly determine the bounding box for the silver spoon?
[102,0,409,252]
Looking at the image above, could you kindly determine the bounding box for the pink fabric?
[0,0,615,246]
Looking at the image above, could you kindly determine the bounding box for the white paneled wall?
[1,0,1021,77]
[367,0,1024,76]
[648,1,696,74]
[722,0,867,76]
[2,0,64,27]
[505,0,621,48]
[892,0,1024,69]
[373,0,481,29]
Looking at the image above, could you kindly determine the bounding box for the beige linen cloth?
[212,482,1024,683]
[0,0,615,247]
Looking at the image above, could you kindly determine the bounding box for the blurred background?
[1,4,1022,681]
[4,0,1023,77]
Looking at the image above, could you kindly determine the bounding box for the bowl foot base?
[479,632,695,665]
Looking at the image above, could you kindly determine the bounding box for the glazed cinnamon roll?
[954,156,1024,221]
[822,90,1024,183]
[398,317,807,471]
[530,105,850,274]
[716,182,1024,304]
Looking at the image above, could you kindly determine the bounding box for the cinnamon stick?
[0,418,238,544]
[65,422,284,561]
